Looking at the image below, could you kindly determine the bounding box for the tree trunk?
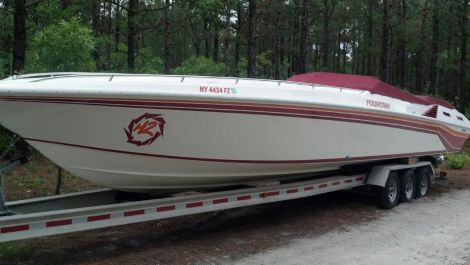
[91,0,101,70]
[415,0,428,93]
[194,39,201,57]
[12,0,26,74]
[379,0,390,82]
[213,30,219,63]
[247,0,256,78]
[234,0,242,75]
[430,0,440,95]
[2,0,12,76]
[443,22,452,100]
[297,0,308,74]
[90,0,100,33]
[335,32,341,72]
[313,39,319,71]
[127,0,137,72]
[274,1,282,79]
[223,0,231,74]
[280,34,285,67]
[189,17,201,57]
[163,0,171,74]
[114,0,120,53]
[204,19,210,58]
[55,167,63,195]
[395,0,406,88]
[291,0,299,74]
[321,0,330,70]
[365,0,373,75]
[458,0,468,111]
[107,0,112,70]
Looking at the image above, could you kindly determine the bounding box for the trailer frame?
[0,161,434,243]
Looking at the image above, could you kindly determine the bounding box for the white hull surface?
[0,73,469,191]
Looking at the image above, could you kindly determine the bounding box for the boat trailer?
[0,160,434,243]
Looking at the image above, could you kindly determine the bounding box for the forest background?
[0,0,469,111]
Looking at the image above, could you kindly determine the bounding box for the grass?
[444,139,470,170]
[0,240,38,262]
[2,153,98,201]
[447,153,470,169]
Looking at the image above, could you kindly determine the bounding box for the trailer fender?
[366,162,433,188]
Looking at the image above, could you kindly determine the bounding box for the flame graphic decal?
[124,113,166,146]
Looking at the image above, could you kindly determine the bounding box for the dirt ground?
[1,165,470,265]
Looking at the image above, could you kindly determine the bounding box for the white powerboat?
[0,72,468,192]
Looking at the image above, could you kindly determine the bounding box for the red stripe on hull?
[1,96,467,150]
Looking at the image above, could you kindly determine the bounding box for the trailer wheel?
[377,172,401,209]
[399,170,416,202]
[415,167,431,198]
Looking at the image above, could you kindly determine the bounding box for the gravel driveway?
[230,188,470,265]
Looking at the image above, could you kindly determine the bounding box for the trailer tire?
[415,167,431,198]
[377,172,401,209]
[399,170,416,202]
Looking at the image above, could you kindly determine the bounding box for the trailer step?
[0,174,365,242]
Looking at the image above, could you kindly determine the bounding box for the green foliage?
[94,35,111,70]
[447,153,470,169]
[237,54,290,79]
[256,52,273,79]
[190,0,224,21]
[237,58,248,78]
[32,0,63,26]
[110,42,128,72]
[173,56,226,76]
[27,17,96,72]
[136,48,163,74]
[0,57,4,79]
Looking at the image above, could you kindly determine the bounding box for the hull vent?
[423,105,438,118]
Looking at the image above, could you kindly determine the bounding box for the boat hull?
[0,99,456,191]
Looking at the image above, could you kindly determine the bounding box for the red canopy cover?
[288,72,454,109]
